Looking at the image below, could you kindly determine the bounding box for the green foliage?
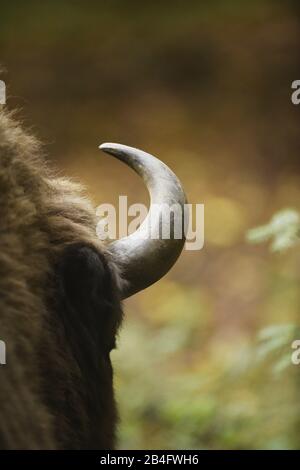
[247,209,300,252]
[113,209,300,449]
[112,283,299,449]
[255,324,300,376]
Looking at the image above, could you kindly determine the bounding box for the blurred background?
[1,0,300,449]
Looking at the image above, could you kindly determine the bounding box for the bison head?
[0,109,186,449]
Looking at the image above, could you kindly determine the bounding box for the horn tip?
[99,142,122,153]
[99,143,135,162]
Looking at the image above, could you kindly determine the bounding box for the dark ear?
[58,243,108,314]
[56,243,121,365]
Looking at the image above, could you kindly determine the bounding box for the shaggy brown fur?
[0,108,124,449]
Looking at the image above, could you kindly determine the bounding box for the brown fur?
[0,108,124,449]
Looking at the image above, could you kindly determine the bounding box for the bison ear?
[57,243,109,316]
[56,243,120,362]
[55,243,121,376]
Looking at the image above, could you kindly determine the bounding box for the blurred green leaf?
[247,209,300,252]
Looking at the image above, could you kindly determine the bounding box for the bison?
[0,108,186,449]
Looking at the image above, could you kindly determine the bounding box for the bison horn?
[99,143,187,299]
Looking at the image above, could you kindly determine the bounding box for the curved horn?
[99,143,187,299]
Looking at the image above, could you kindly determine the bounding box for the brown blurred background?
[1,0,300,449]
